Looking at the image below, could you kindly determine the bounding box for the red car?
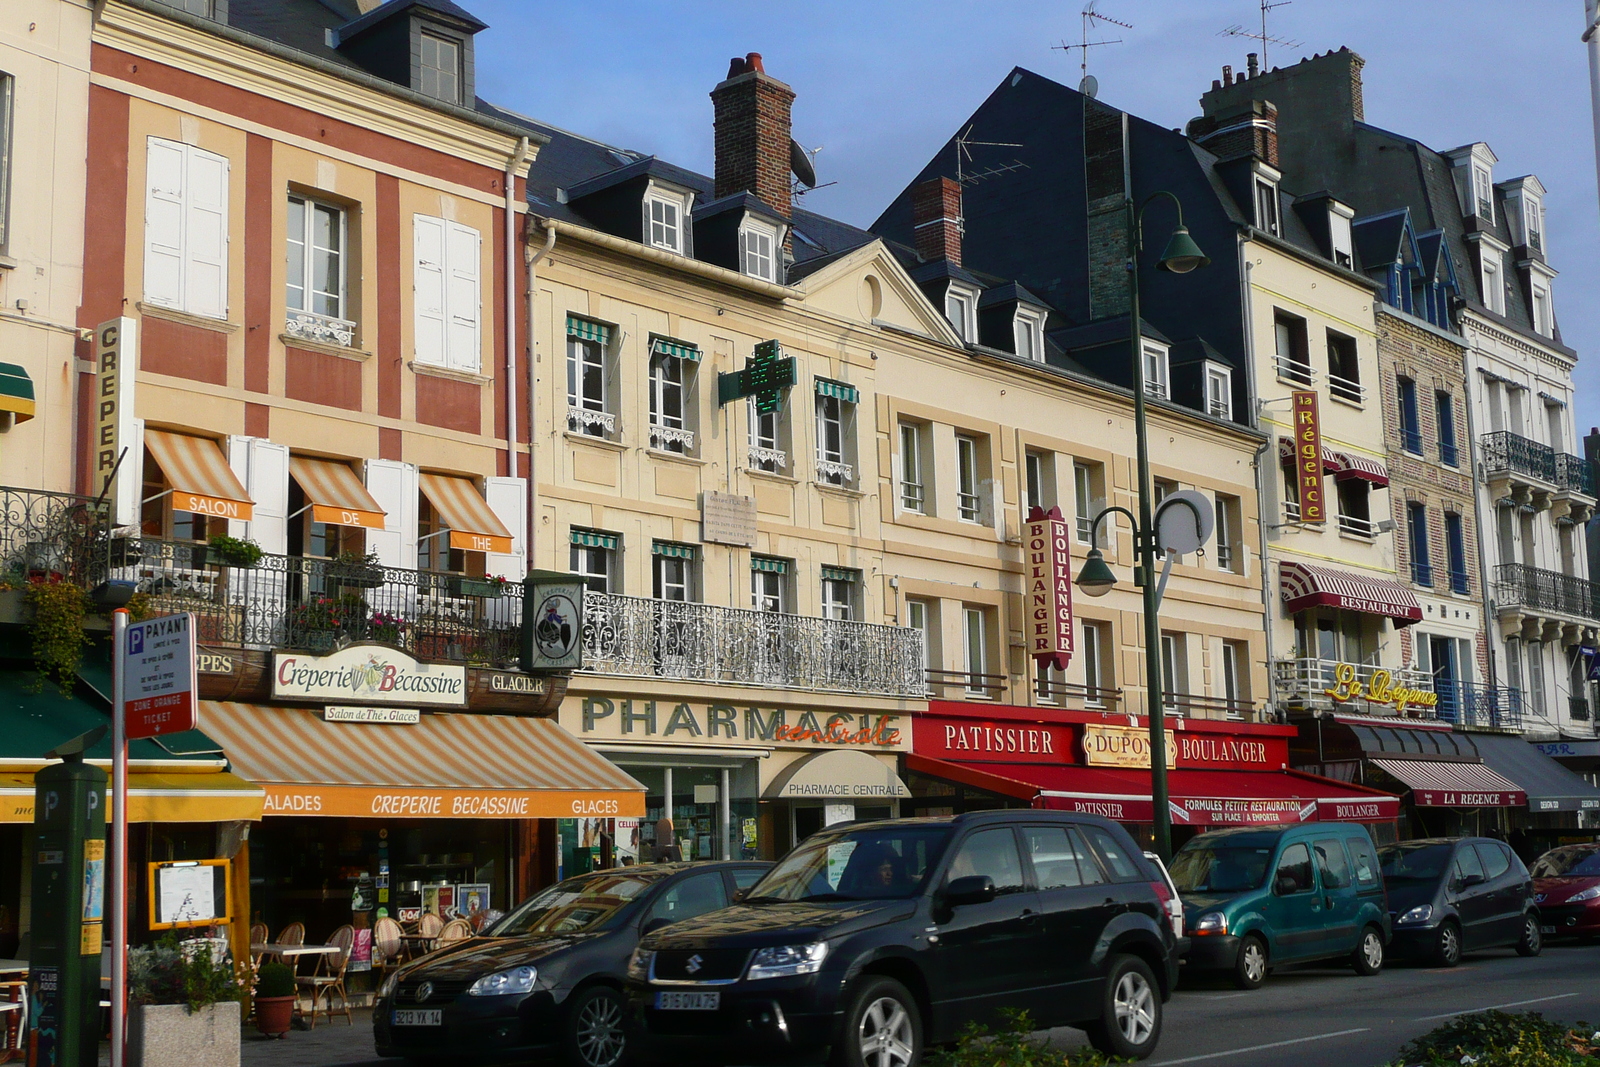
[1531,843,1600,939]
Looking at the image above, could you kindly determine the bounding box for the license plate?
[392,1009,443,1027]
[655,991,720,1011]
[1541,925,1556,934]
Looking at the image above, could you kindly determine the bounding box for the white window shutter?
[364,458,420,572]
[143,138,187,309]
[483,476,526,580]
[445,220,481,373]
[227,436,289,555]
[113,418,145,529]
[413,214,448,367]
[183,147,229,319]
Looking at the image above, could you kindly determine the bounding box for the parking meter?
[27,728,108,1067]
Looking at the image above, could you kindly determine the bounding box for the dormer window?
[944,285,977,343]
[1254,178,1280,237]
[1472,165,1493,221]
[642,184,693,255]
[1329,206,1354,270]
[419,31,461,104]
[739,218,779,282]
[1531,284,1553,336]
[1525,197,1543,252]
[1142,342,1170,400]
[1478,241,1507,315]
[1013,307,1046,363]
[1204,362,1233,420]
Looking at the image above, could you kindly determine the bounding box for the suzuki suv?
[625,812,1181,1064]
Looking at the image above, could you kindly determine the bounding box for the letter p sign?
[128,628,143,656]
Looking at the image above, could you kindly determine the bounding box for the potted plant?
[127,935,246,1066]
[206,534,263,569]
[288,593,368,649]
[447,573,512,598]
[253,961,297,1039]
[327,549,385,589]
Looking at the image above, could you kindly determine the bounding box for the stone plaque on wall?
[700,491,757,546]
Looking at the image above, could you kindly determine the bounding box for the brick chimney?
[912,177,963,266]
[711,52,795,220]
[1188,99,1279,168]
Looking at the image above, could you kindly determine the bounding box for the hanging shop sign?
[1083,723,1177,770]
[521,572,584,673]
[1024,506,1074,671]
[94,317,138,526]
[718,339,797,412]
[272,646,466,707]
[1292,390,1325,524]
[1323,663,1437,715]
[575,695,906,750]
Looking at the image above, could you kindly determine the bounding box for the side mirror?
[943,875,997,908]
[641,916,672,936]
[1459,873,1486,889]
[731,888,750,904]
[1274,874,1299,896]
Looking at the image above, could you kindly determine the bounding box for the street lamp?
[1077,190,1209,863]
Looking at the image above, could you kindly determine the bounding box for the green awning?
[0,363,35,422]
[567,316,612,346]
[650,335,701,362]
[820,565,859,582]
[815,378,859,404]
[0,666,217,764]
[652,541,697,560]
[751,556,788,574]
[571,528,620,550]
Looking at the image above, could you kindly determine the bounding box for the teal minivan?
[1169,824,1390,989]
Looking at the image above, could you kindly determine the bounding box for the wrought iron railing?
[1568,696,1590,723]
[1274,354,1315,386]
[1433,682,1523,730]
[108,537,524,666]
[1412,559,1434,587]
[1164,693,1260,721]
[1034,679,1122,710]
[580,591,925,698]
[1494,563,1600,622]
[1480,430,1557,483]
[1273,657,1436,716]
[1400,425,1424,455]
[1327,373,1365,405]
[1339,514,1379,539]
[1556,452,1595,497]
[0,487,110,585]
[925,669,1006,700]
[1438,438,1460,468]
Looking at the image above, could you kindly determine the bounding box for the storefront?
[1468,735,1600,856]
[562,682,912,865]
[906,701,1400,851]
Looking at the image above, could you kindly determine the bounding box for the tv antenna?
[1053,2,1133,98]
[953,124,1025,186]
[1219,0,1301,70]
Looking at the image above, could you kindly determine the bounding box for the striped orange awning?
[290,456,386,530]
[199,702,643,819]
[145,430,254,522]
[420,473,514,554]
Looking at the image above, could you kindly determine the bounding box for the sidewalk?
[95,1007,386,1067]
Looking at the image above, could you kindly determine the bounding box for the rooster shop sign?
[273,646,467,708]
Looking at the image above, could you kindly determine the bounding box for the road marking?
[1414,993,1579,1022]
[1151,1028,1371,1065]
[1194,993,1251,1001]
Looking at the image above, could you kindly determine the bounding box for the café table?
[0,963,24,980]
[396,932,438,958]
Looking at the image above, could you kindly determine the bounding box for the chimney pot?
[727,57,746,78]
[745,52,765,73]
[1247,52,1259,77]
[1222,64,1232,85]
[1212,79,1222,91]
[912,177,964,267]
[712,54,796,220]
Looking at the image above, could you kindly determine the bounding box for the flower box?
[447,575,506,598]
[128,1001,240,1067]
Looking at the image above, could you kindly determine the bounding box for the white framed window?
[1025,450,1054,512]
[1254,179,1280,236]
[1142,342,1169,400]
[1481,253,1504,315]
[747,396,785,472]
[1205,363,1232,419]
[1222,640,1246,718]
[1525,197,1543,252]
[1081,620,1107,704]
[1074,461,1101,545]
[0,74,12,250]
[144,137,230,320]
[955,434,981,522]
[1473,165,1494,221]
[1531,285,1552,336]
[1161,631,1187,709]
[944,286,977,342]
[648,349,693,453]
[963,607,989,696]
[644,188,690,255]
[1014,308,1046,362]
[1329,206,1354,269]
[652,544,695,602]
[899,422,926,513]
[821,568,857,620]
[814,381,856,486]
[413,213,481,372]
[570,529,618,593]
[751,557,788,613]
[739,220,778,282]
[1214,493,1240,572]
[419,31,461,104]
[286,194,348,333]
[566,327,612,436]
[906,599,934,674]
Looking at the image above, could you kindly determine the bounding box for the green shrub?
[255,962,296,999]
[128,933,246,1013]
[1393,1011,1600,1066]
[206,534,263,567]
[924,1009,1129,1067]
[26,578,88,694]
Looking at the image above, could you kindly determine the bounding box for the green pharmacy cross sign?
[718,340,796,414]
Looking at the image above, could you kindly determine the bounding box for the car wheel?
[1351,925,1384,976]
[1516,913,1543,957]
[833,975,921,1067]
[1432,920,1462,967]
[565,986,628,1067]
[1085,954,1162,1060]
[1231,934,1267,990]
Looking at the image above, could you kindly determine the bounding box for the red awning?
[1280,560,1423,625]
[907,755,1401,826]
[1334,452,1390,487]
[1370,758,1526,808]
[1278,437,1344,472]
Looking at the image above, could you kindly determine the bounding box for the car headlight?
[1398,905,1433,924]
[1568,886,1600,903]
[377,971,400,1001]
[746,943,829,981]
[627,948,654,981]
[1191,911,1227,935]
[465,965,537,997]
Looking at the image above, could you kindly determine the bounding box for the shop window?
[571,529,619,594]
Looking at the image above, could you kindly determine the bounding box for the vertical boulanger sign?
[1292,390,1325,524]
[1024,506,1073,670]
[94,317,138,527]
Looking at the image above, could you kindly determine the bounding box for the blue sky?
[472,0,1598,428]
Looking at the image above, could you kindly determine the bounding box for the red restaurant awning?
[1278,437,1344,472]
[1370,758,1526,808]
[1280,560,1423,625]
[1334,452,1390,487]
[907,754,1401,826]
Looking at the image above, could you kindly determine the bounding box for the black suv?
[625,812,1180,1065]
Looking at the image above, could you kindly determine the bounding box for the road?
[1048,939,1600,1067]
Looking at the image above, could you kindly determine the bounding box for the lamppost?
[1075,190,1210,862]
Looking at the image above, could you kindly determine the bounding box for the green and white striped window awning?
[651,541,697,560]
[649,335,701,362]
[750,556,789,574]
[567,315,612,346]
[814,378,859,404]
[820,565,859,582]
[0,362,35,422]
[570,528,619,550]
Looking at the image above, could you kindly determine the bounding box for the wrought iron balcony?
[1569,696,1591,723]
[581,591,926,698]
[1033,678,1123,710]
[284,311,357,348]
[0,487,109,585]
[1555,452,1595,498]
[1327,373,1366,405]
[1494,563,1600,623]
[1481,430,1557,484]
[1433,682,1523,730]
[1164,693,1261,721]
[1273,657,1436,717]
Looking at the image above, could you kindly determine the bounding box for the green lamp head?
[1075,548,1118,598]
[1156,226,1210,274]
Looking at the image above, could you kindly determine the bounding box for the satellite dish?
[1079,74,1100,99]
[1155,490,1214,556]
[790,138,817,188]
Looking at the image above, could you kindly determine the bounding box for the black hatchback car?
[626,812,1181,1065]
[374,861,769,1067]
[1378,837,1541,966]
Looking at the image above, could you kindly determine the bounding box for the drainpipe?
[1238,234,1279,718]
[525,220,557,564]
[504,136,531,554]
[1460,337,1499,692]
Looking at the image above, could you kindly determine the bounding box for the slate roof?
[337,0,487,41]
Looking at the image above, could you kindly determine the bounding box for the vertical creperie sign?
[95,318,138,528]
[1292,390,1325,524]
[1024,506,1073,670]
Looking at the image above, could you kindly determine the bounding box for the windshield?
[1169,846,1271,894]
[748,825,952,902]
[486,873,657,936]
[1530,847,1600,879]
[1379,843,1455,882]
